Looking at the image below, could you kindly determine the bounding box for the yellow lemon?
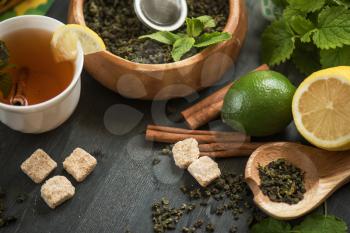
[292,66,350,151]
[51,24,106,62]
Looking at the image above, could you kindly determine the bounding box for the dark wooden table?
[1,1,350,233]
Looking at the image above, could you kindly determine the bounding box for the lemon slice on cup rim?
[292,66,350,151]
[51,24,106,62]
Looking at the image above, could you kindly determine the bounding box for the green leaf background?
[262,0,350,73]
[0,0,54,21]
[287,0,326,12]
[262,19,295,66]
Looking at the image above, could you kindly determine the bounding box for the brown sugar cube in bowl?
[21,149,57,183]
[41,176,75,209]
[172,138,200,169]
[188,156,221,187]
[63,148,97,182]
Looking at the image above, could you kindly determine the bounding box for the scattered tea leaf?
[194,32,232,48]
[152,158,161,166]
[16,193,27,204]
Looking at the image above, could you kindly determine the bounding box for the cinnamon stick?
[200,150,253,158]
[198,142,266,152]
[181,64,269,129]
[146,125,250,144]
[198,142,266,158]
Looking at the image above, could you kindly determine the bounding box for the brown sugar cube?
[21,149,57,183]
[41,176,75,209]
[187,156,221,187]
[172,138,200,169]
[63,148,97,182]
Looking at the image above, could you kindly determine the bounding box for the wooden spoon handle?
[68,0,86,25]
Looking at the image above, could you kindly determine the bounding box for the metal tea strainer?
[134,0,188,31]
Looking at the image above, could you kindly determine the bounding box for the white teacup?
[0,15,84,133]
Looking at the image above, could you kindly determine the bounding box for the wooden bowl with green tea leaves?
[68,0,247,100]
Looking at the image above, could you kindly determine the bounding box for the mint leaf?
[294,215,348,233]
[0,73,12,98]
[289,15,315,42]
[313,6,350,49]
[0,41,9,69]
[262,19,296,66]
[301,30,316,43]
[139,31,181,45]
[333,0,350,8]
[171,37,195,61]
[196,16,216,29]
[283,7,307,21]
[292,43,321,74]
[194,32,231,48]
[186,18,204,37]
[272,0,288,7]
[251,218,292,233]
[287,0,326,12]
[320,46,350,68]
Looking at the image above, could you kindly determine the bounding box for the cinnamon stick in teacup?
[10,67,29,106]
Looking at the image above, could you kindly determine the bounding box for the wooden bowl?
[68,0,247,100]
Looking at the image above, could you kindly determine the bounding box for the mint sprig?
[262,1,350,74]
[139,16,232,62]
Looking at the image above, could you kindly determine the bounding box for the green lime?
[221,70,296,137]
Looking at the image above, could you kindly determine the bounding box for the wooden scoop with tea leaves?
[245,142,350,220]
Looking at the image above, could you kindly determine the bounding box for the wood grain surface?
[1,1,350,233]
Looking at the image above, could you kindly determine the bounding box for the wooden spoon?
[245,142,350,220]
